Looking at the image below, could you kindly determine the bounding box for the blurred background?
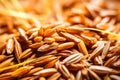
[0,0,120,34]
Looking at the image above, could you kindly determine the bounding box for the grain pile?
[0,0,120,80]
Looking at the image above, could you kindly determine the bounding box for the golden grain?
[57,42,75,50]
[0,0,120,79]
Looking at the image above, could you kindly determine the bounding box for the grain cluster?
[0,0,120,80]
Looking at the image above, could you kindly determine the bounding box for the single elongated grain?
[0,58,13,68]
[14,37,22,62]
[12,66,33,77]
[34,68,57,77]
[6,38,14,54]
[57,42,75,50]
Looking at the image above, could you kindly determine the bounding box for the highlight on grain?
[0,0,120,80]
